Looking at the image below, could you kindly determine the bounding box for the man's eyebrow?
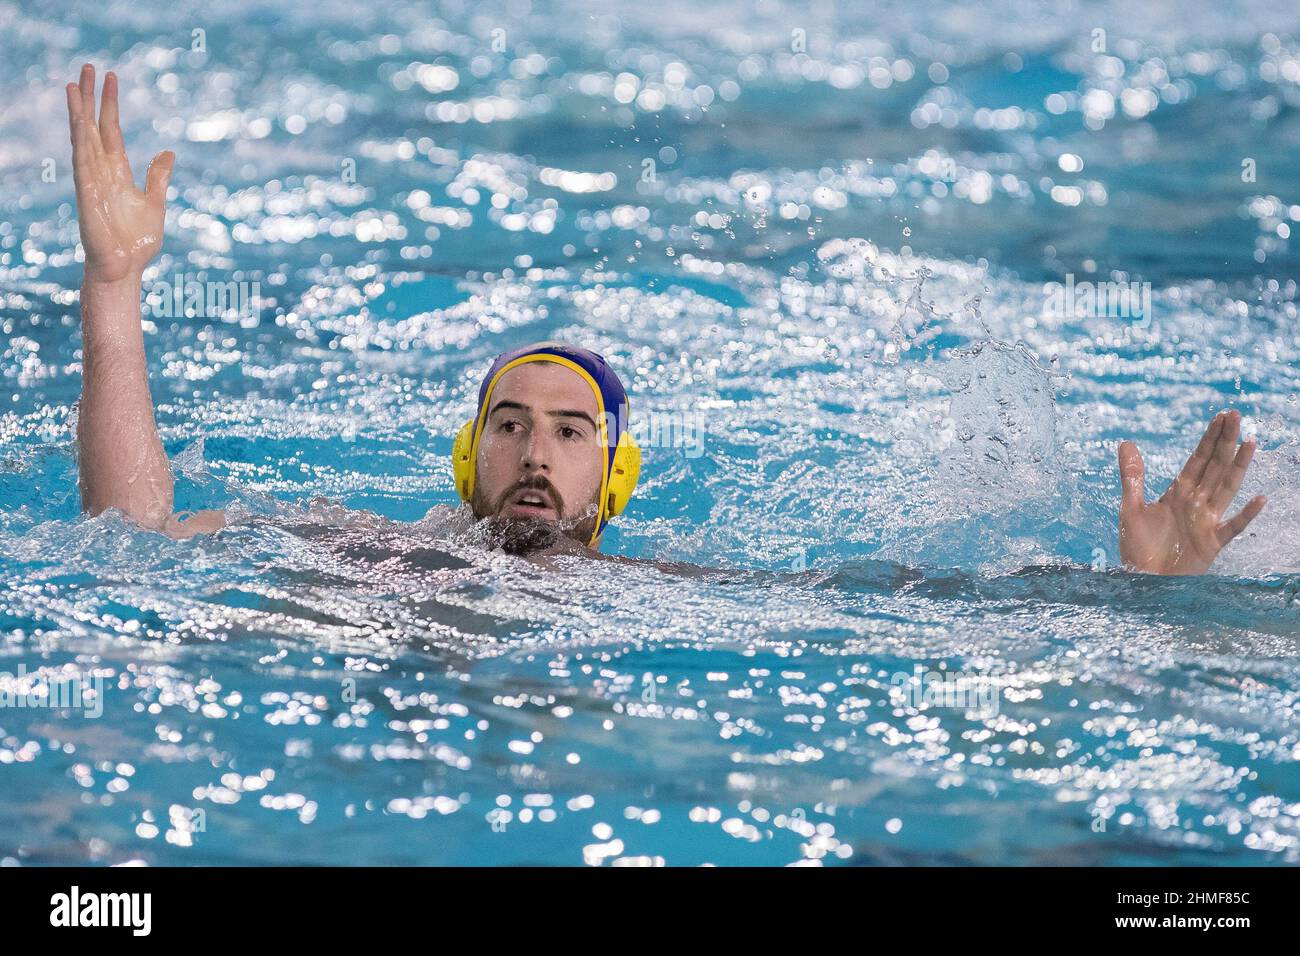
[489,400,598,431]
[550,410,599,431]
[488,399,530,418]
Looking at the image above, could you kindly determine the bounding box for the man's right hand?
[66,63,173,284]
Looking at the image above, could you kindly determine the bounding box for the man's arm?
[67,63,225,539]
[1117,409,1266,574]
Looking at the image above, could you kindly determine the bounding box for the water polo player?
[65,63,1266,574]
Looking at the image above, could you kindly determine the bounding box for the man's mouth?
[502,488,557,520]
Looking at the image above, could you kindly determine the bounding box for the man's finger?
[1216,495,1266,548]
[99,70,126,154]
[145,150,175,202]
[67,83,93,188]
[1118,439,1146,512]
[66,81,83,141]
[1208,438,1257,514]
[1199,409,1241,494]
[77,64,105,161]
[1214,409,1241,464]
[1176,411,1224,488]
[79,63,96,124]
[66,80,83,123]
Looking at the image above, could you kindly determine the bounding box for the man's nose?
[520,428,552,472]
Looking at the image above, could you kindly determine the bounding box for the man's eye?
[498,420,522,433]
[559,425,584,440]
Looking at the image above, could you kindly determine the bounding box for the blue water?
[2,0,1300,865]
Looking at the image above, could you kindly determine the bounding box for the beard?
[480,514,565,556]
[469,475,598,556]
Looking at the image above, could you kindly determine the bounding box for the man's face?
[468,361,605,551]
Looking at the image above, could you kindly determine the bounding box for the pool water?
[1,0,1299,865]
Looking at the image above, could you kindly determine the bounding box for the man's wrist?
[80,269,148,356]
[81,269,144,295]
[80,270,146,323]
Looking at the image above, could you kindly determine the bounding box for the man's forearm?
[77,272,176,529]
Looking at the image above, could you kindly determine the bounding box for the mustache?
[494,474,565,516]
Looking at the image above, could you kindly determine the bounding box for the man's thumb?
[146,150,175,200]
[1118,440,1145,511]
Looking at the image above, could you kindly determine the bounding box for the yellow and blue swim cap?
[451,342,640,547]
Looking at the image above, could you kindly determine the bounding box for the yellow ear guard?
[451,343,640,547]
[605,430,640,518]
[452,418,476,502]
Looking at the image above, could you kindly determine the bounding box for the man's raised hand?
[1117,410,1266,575]
[66,63,173,283]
